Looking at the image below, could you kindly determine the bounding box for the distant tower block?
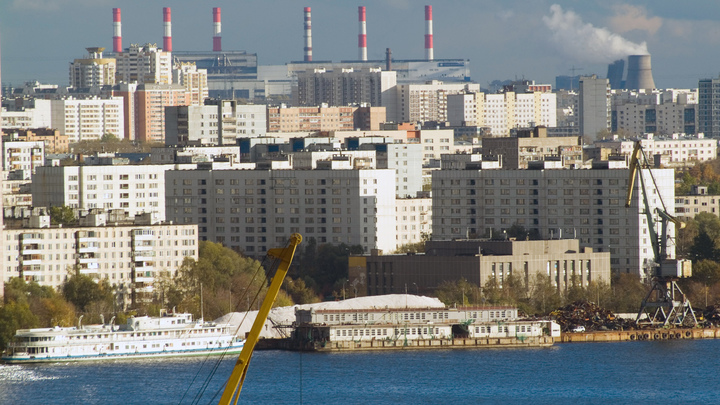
[386,48,392,71]
[163,7,172,52]
[358,6,367,61]
[626,54,656,90]
[113,8,122,53]
[606,59,624,90]
[304,7,313,62]
[213,7,222,52]
[425,5,434,61]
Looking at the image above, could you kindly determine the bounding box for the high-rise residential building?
[113,83,190,143]
[165,164,397,256]
[69,47,117,88]
[2,212,198,306]
[295,67,397,108]
[482,126,582,169]
[698,76,720,137]
[1,99,52,129]
[31,163,179,220]
[611,89,698,135]
[50,97,124,142]
[594,133,716,165]
[394,81,481,124]
[578,75,611,138]
[266,105,385,133]
[172,63,209,106]
[165,102,266,146]
[431,156,676,278]
[2,139,44,180]
[116,43,172,85]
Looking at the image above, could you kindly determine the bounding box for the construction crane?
[625,142,696,327]
[218,233,302,405]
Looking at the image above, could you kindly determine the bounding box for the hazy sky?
[1,0,719,89]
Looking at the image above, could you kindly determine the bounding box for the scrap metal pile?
[702,305,720,327]
[551,301,635,332]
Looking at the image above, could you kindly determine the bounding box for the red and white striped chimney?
[213,7,222,52]
[358,6,367,61]
[113,8,122,53]
[424,5,434,61]
[304,7,312,62]
[163,7,172,52]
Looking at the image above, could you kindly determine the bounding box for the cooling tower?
[606,59,624,90]
[625,55,655,90]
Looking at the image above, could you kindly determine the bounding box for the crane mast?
[625,142,696,327]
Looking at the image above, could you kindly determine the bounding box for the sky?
[1,0,720,89]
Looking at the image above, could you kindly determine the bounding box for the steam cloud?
[543,4,648,64]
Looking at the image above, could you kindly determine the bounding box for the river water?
[1,340,719,404]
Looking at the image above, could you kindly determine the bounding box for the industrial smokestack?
[113,8,122,53]
[358,6,367,61]
[213,7,222,52]
[625,54,656,90]
[163,7,172,52]
[425,5,434,61]
[386,48,392,71]
[304,7,312,62]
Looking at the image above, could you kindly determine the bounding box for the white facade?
[431,162,676,278]
[1,100,52,129]
[116,43,172,85]
[3,220,198,297]
[165,102,266,146]
[3,141,44,180]
[172,63,209,106]
[31,164,179,220]
[395,197,432,247]
[69,47,117,88]
[417,129,455,162]
[447,93,477,127]
[165,166,397,256]
[395,81,481,124]
[50,97,124,142]
[595,133,716,164]
[476,92,557,137]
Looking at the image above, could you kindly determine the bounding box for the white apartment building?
[172,63,209,106]
[395,81,481,124]
[675,186,720,219]
[165,165,397,256]
[3,214,198,304]
[1,99,52,129]
[595,133,716,165]
[165,102,266,146]
[447,93,478,126]
[2,140,44,180]
[116,43,172,85]
[474,92,557,137]
[31,163,181,220]
[415,129,456,163]
[395,196,432,247]
[431,159,676,278]
[50,97,124,142]
[69,47,117,88]
[295,67,397,111]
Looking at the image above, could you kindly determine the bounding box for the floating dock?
[257,335,554,351]
[560,328,720,343]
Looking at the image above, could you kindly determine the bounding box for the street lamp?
[413,282,419,295]
[343,280,347,300]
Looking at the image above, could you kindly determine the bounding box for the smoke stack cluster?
[358,6,367,61]
[163,7,172,52]
[113,8,122,53]
[625,55,655,90]
[213,7,222,52]
[425,5,434,61]
[304,7,312,61]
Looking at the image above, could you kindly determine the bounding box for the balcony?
[21,244,42,255]
[133,251,156,261]
[21,254,42,265]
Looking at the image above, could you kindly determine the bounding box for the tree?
[690,231,719,262]
[62,270,112,313]
[0,301,38,352]
[529,274,562,315]
[606,274,646,313]
[283,277,320,304]
[435,278,479,307]
[49,205,77,226]
[692,260,720,286]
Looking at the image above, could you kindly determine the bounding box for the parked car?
[571,325,586,333]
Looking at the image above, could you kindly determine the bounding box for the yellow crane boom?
[218,233,302,405]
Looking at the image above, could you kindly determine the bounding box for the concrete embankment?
[258,335,554,352]
[560,328,720,343]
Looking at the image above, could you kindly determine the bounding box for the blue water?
[1,340,719,404]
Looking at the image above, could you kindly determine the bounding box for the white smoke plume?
[543,4,648,64]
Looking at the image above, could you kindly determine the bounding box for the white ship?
[1,311,244,364]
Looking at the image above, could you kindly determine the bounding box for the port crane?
[625,142,696,327]
[218,233,302,405]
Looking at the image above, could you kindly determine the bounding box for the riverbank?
[560,327,720,343]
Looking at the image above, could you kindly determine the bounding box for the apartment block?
[31,163,178,220]
[172,63,209,106]
[395,196,432,247]
[3,212,198,305]
[594,133,716,165]
[116,43,172,85]
[579,75,611,138]
[165,101,266,146]
[295,67,397,108]
[675,186,720,219]
[70,47,117,88]
[394,81,481,124]
[482,126,582,169]
[267,105,385,133]
[50,97,124,142]
[165,165,397,256]
[2,128,69,154]
[431,158,676,278]
[2,140,44,180]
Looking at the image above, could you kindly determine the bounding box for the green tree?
[62,270,112,312]
[283,277,320,304]
[435,278,479,307]
[692,260,720,285]
[691,231,719,262]
[606,274,646,313]
[529,274,562,315]
[49,206,77,226]
[0,301,38,351]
